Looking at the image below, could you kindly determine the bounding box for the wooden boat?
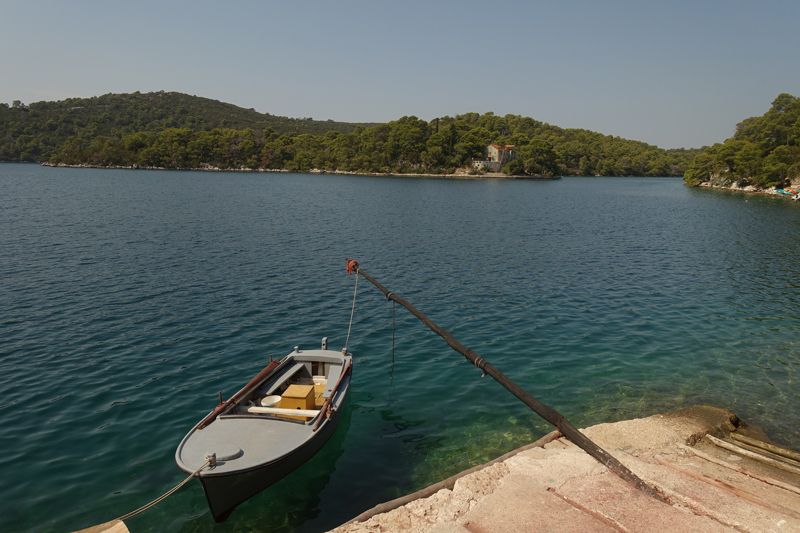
[175,339,353,522]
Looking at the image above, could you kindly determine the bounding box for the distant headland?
[2,91,698,178]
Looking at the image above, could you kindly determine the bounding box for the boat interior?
[227,353,346,424]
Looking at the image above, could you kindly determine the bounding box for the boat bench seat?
[324,364,343,398]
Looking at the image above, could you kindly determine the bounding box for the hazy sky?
[1,0,798,149]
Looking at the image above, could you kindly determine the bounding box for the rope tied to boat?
[392,298,395,363]
[344,260,359,353]
[116,457,211,522]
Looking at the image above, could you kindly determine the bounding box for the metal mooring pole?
[347,259,668,505]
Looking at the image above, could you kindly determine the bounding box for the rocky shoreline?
[39,162,560,180]
[694,175,800,199]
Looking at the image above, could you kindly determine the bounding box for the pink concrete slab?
[631,456,800,532]
[666,452,800,515]
[558,471,738,532]
[458,474,618,533]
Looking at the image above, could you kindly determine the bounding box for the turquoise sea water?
[1,164,799,532]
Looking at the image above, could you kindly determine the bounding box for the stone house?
[473,144,517,171]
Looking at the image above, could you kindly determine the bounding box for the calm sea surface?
[2,164,799,532]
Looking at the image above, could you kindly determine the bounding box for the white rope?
[344,272,358,353]
[116,458,210,522]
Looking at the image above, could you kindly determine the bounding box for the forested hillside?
[0,91,374,162]
[684,93,800,188]
[46,116,699,177]
[2,91,699,175]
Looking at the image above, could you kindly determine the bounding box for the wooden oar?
[198,359,283,429]
[313,358,352,432]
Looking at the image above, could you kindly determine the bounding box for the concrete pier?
[332,406,800,533]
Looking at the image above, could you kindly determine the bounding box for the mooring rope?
[116,458,211,522]
[392,299,395,363]
[344,271,358,353]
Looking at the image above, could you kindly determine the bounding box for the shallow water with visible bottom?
[1,164,798,532]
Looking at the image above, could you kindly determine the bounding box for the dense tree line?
[0,91,374,162]
[41,107,698,176]
[684,94,800,188]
